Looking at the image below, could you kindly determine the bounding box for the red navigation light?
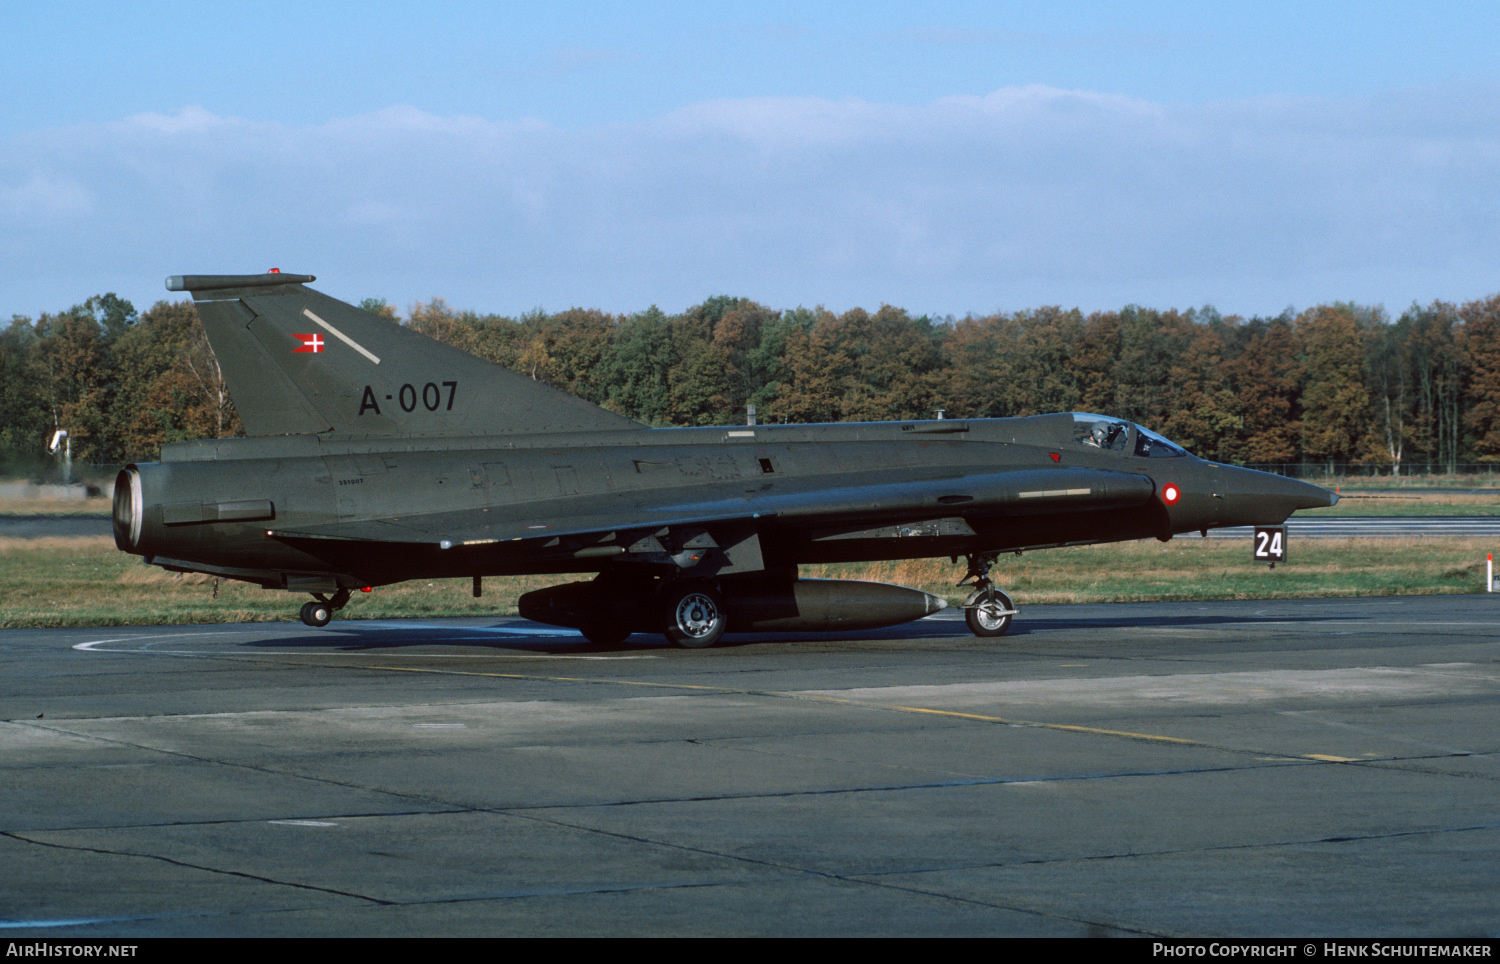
[267,268,280,273]
[361,586,372,593]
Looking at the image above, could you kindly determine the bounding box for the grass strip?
[2,534,1493,628]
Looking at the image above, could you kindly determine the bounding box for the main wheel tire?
[580,622,632,646]
[300,600,333,627]
[661,584,726,648]
[965,587,1014,637]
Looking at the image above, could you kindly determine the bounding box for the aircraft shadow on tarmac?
[235,608,1346,655]
[238,615,975,655]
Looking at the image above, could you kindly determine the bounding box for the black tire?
[660,583,726,648]
[580,622,632,646]
[965,587,1014,637]
[300,600,333,627]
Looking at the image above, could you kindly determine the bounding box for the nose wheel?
[963,584,1016,637]
[959,553,1018,638]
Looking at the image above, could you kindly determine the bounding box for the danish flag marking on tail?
[302,308,381,365]
[293,333,324,353]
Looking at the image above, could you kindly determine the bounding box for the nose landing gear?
[959,553,1018,637]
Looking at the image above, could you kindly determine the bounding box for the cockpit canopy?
[1070,413,1188,459]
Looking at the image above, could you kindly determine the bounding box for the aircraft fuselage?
[116,413,1330,594]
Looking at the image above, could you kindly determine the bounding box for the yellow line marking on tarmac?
[369,665,737,694]
[364,663,1349,763]
[893,705,1197,744]
[1032,723,1200,745]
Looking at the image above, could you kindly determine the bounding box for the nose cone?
[1216,465,1338,526]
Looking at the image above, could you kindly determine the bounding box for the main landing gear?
[299,588,350,627]
[959,553,1018,637]
[565,575,726,648]
[660,581,725,649]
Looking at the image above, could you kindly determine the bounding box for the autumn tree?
[406,299,479,354]
[1400,302,1462,471]
[1224,315,1302,464]
[1157,311,1243,462]
[1298,305,1371,466]
[35,306,115,462]
[941,313,1015,419]
[1071,311,1121,415]
[771,308,853,423]
[1460,294,1500,461]
[16,280,1500,475]
[109,301,244,458]
[845,305,946,421]
[598,306,674,424]
[1001,307,1085,417]
[0,316,51,470]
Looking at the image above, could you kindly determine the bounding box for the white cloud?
[126,106,230,135]
[1,84,1498,319]
[0,173,94,220]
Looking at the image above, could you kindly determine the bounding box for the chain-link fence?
[1245,462,1500,481]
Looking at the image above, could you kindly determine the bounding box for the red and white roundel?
[1161,483,1181,505]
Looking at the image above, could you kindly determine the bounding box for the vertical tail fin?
[169,273,640,437]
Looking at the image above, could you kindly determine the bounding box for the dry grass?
[0,536,111,553]
[0,498,110,516]
[1,534,1494,628]
[806,536,1496,604]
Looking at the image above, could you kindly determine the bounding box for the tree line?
[4,290,1500,474]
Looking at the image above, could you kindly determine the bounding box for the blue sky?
[3,2,1498,320]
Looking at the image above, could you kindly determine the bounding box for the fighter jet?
[112,272,1337,646]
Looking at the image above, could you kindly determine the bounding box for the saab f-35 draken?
[112,272,1337,646]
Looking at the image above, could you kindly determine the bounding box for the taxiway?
[2,596,1497,936]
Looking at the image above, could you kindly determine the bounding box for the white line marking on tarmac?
[356,621,582,635]
[0,918,151,930]
[73,627,660,659]
[73,631,245,651]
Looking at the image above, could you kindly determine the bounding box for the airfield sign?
[1254,525,1287,565]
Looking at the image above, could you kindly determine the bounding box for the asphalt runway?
[2,597,1497,937]
[0,514,112,538]
[1212,517,1500,537]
